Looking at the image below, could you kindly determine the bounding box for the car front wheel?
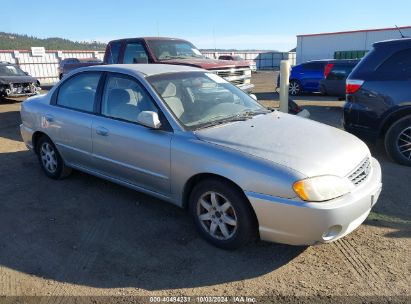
[289,80,301,96]
[385,115,411,166]
[37,136,72,179]
[189,179,257,250]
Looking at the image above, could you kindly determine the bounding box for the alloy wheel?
[40,142,58,173]
[197,191,238,240]
[289,81,300,95]
[397,126,411,160]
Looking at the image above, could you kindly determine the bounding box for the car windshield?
[232,56,244,61]
[147,40,204,60]
[147,72,269,129]
[0,65,27,76]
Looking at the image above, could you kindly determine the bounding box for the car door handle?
[45,114,54,122]
[96,126,109,136]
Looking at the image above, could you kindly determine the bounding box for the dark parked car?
[58,58,102,80]
[319,59,359,97]
[344,38,411,166]
[0,62,41,97]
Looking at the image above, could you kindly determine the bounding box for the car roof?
[299,59,359,66]
[305,59,333,63]
[108,37,191,44]
[374,37,411,47]
[83,64,205,76]
[328,59,360,64]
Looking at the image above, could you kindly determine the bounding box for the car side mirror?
[24,72,29,75]
[137,111,161,129]
[249,94,258,101]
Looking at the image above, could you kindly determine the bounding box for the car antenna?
[395,25,406,38]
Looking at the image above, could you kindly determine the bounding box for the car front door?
[46,72,102,169]
[91,72,172,196]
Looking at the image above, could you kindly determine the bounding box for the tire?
[384,115,411,166]
[189,179,257,250]
[36,136,72,179]
[289,80,301,96]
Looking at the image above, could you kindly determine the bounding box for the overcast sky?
[1,0,411,50]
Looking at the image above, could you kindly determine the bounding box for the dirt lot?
[0,72,410,302]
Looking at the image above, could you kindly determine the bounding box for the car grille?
[212,68,251,86]
[215,69,245,77]
[348,157,371,186]
[230,79,246,85]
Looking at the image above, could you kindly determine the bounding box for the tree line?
[0,32,106,50]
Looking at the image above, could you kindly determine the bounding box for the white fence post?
[279,60,290,113]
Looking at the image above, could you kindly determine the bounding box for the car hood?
[158,58,250,69]
[194,112,369,178]
[0,75,38,84]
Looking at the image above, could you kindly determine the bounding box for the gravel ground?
[0,72,409,303]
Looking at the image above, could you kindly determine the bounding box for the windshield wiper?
[194,110,270,129]
[160,55,197,60]
[195,115,250,129]
[238,109,271,117]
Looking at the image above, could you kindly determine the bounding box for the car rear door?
[299,62,326,91]
[91,72,172,196]
[325,64,354,96]
[46,72,102,169]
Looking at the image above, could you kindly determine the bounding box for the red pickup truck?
[103,37,254,93]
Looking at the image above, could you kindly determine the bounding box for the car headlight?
[293,175,354,202]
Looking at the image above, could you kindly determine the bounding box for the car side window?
[56,72,101,112]
[327,65,353,80]
[376,49,411,80]
[101,74,158,123]
[302,62,324,71]
[106,42,121,64]
[123,42,149,64]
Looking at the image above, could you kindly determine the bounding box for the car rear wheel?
[385,115,411,166]
[289,80,301,96]
[189,179,257,250]
[36,136,72,179]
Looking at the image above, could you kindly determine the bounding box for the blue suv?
[277,60,331,95]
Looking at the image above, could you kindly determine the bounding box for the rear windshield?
[349,47,411,80]
[349,46,411,80]
[375,48,411,80]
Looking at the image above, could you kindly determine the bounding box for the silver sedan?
[20,64,382,249]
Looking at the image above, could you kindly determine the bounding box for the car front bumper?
[246,157,382,246]
[20,123,35,150]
